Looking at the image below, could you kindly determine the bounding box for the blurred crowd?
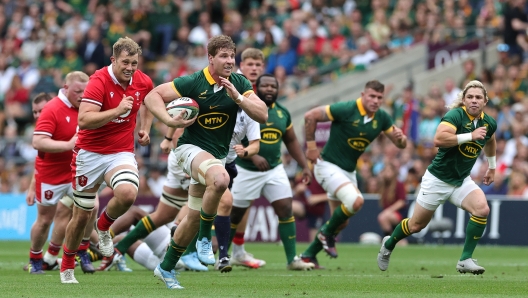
[1,0,527,206]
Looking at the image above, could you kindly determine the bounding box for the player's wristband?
[244,150,248,157]
[456,133,472,145]
[235,94,244,105]
[486,156,496,169]
[306,141,317,150]
[164,136,173,141]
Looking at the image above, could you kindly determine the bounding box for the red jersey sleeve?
[82,75,105,106]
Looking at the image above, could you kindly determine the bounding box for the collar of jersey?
[58,88,73,108]
[462,106,484,120]
[356,98,374,117]
[203,67,229,85]
[108,64,133,85]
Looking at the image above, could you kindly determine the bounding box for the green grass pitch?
[1,241,527,297]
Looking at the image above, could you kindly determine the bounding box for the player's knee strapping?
[160,190,187,209]
[197,159,223,184]
[188,195,203,211]
[336,184,362,215]
[72,190,97,211]
[110,169,139,191]
[60,196,74,209]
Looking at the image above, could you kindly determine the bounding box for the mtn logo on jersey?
[260,128,282,144]
[458,142,483,159]
[347,137,370,151]
[198,112,230,129]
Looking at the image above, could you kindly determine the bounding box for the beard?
[257,91,277,107]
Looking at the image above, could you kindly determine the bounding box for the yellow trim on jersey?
[271,103,276,109]
[203,67,216,85]
[171,82,182,97]
[286,123,293,130]
[356,98,367,116]
[278,216,295,224]
[462,106,484,121]
[384,126,394,133]
[230,223,238,229]
[325,105,334,121]
[243,90,254,97]
[440,121,457,131]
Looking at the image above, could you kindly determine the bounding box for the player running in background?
[378,80,496,275]
[144,35,267,289]
[27,73,98,274]
[228,48,267,269]
[60,37,155,284]
[230,74,315,271]
[301,80,407,267]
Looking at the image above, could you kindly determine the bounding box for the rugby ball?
[359,232,382,245]
[166,97,199,120]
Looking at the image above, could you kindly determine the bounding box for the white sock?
[232,243,245,257]
[144,225,171,259]
[43,251,58,264]
[133,242,160,271]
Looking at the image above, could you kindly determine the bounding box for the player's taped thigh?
[335,183,362,215]
[160,190,187,209]
[110,169,139,191]
[197,159,224,184]
[188,195,203,211]
[72,190,97,211]
[59,196,74,209]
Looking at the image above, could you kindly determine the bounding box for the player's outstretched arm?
[143,82,195,128]
[160,127,184,154]
[384,125,407,149]
[283,127,312,185]
[482,133,497,186]
[32,134,77,153]
[234,140,260,158]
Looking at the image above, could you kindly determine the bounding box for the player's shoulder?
[443,106,464,119]
[132,69,153,86]
[90,67,109,81]
[230,72,251,85]
[274,101,290,113]
[483,112,497,127]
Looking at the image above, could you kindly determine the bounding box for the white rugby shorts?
[416,169,480,211]
[35,181,74,207]
[313,159,358,200]
[231,164,292,208]
[172,144,225,185]
[72,149,137,191]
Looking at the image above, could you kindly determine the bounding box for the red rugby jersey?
[77,65,153,154]
[33,90,78,184]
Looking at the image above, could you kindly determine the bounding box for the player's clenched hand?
[471,126,487,141]
[305,148,320,164]
[233,144,247,158]
[219,76,240,101]
[301,166,312,185]
[483,168,495,186]
[117,94,134,115]
[251,155,270,171]
[167,110,195,128]
[391,125,404,141]
[138,130,150,146]
[160,138,173,154]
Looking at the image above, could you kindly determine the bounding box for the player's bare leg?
[28,204,57,274]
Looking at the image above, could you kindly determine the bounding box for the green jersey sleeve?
[172,75,197,97]
[379,109,393,132]
[439,109,463,131]
[231,74,254,97]
[327,101,353,122]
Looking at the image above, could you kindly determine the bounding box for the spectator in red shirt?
[377,163,408,241]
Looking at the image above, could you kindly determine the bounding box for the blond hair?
[447,80,489,110]
[241,48,264,62]
[65,71,89,85]
[112,36,142,58]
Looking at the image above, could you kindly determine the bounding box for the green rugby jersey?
[321,98,393,172]
[173,67,254,159]
[428,106,497,186]
[236,102,292,171]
